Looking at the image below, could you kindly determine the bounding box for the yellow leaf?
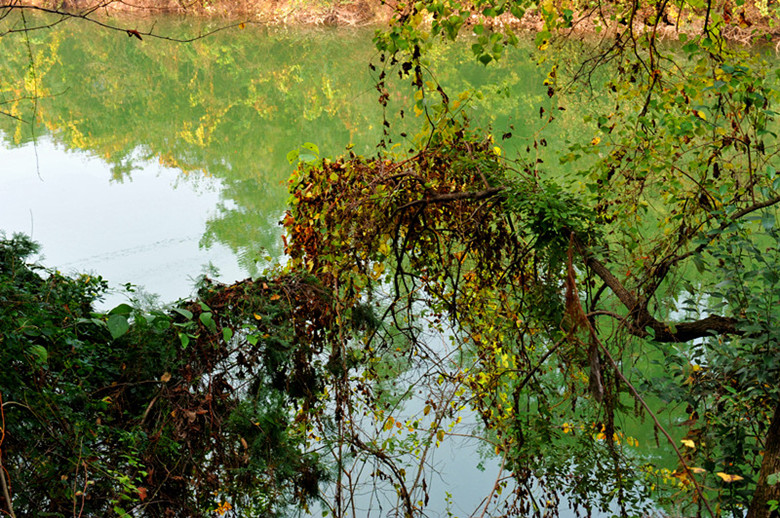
[239,22,246,29]
[591,137,601,145]
[690,467,707,474]
[436,429,445,441]
[384,417,394,431]
[681,439,696,449]
[716,472,744,482]
[160,372,171,383]
[254,313,262,320]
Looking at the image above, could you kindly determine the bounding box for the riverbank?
[13,1,780,41]
[21,0,392,25]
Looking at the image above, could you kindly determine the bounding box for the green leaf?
[107,314,129,339]
[108,303,133,315]
[173,308,193,320]
[222,327,233,342]
[179,332,190,349]
[692,254,707,273]
[200,312,217,333]
[28,344,48,365]
[510,5,525,19]
[302,142,320,157]
[286,149,300,165]
[763,213,776,231]
[478,54,493,65]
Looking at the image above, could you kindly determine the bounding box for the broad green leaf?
[107,314,129,339]
[108,303,133,315]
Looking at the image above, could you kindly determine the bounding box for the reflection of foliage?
[0,13,590,276]
[353,0,780,513]
[0,19,389,274]
[280,19,780,506]
[0,233,333,517]
[281,129,653,515]
[10,3,780,516]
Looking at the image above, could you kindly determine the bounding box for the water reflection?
[0,138,243,306]
[0,14,677,516]
[0,18,572,301]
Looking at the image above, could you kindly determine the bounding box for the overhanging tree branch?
[396,187,504,212]
[583,252,739,342]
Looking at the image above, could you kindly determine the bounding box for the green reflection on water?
[0,12,692,508]
[0,14,587,276]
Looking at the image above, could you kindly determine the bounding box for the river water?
[0,14,668,517]
[0,18,573,307]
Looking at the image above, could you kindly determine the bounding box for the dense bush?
[0,233,328,517]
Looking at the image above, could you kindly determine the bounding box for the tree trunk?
[747,400,780,518]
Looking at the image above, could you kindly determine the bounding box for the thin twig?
[593,331,715,518]
[477,451,507,518]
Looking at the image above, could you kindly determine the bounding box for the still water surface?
[0,19,567,306]
[0,16,636,516]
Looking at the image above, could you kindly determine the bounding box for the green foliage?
[0,233,330,516]
[6,0,780,515]
[277,0,780,515]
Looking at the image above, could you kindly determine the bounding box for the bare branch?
[396,187,504,212]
